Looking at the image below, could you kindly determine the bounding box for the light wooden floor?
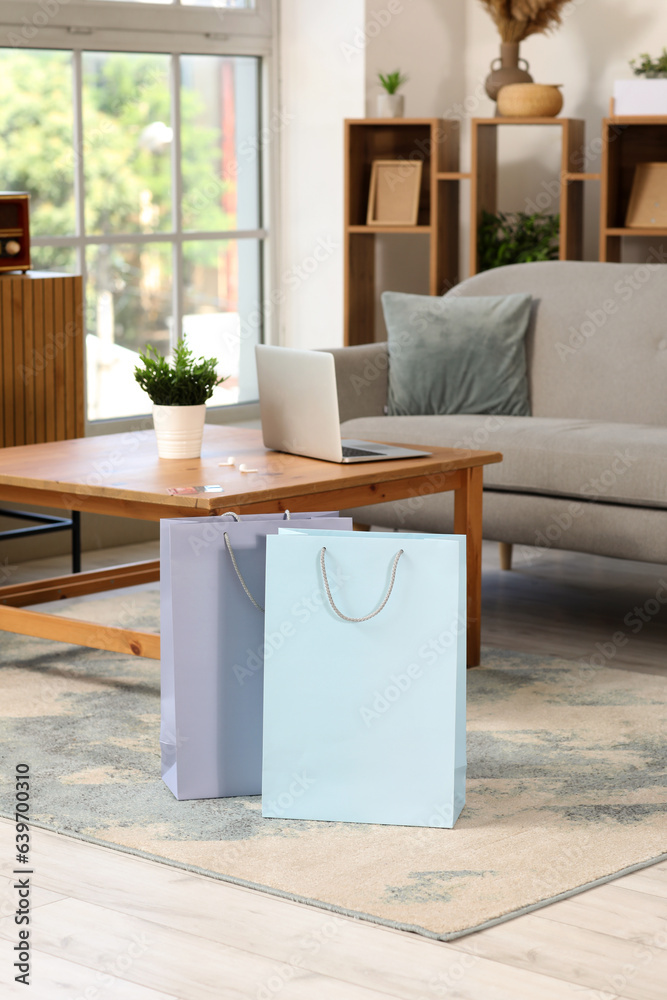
[0,540,666,999]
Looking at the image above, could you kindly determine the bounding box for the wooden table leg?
[0,605,160,658]
[454,465,483,667]
[0,560,161,658]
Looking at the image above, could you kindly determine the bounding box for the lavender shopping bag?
[160,511,352,800]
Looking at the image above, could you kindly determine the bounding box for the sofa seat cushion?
[340,414,667,509]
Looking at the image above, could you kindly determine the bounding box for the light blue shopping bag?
[262,529,466,828]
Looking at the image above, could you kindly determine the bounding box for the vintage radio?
[0,192,30,273]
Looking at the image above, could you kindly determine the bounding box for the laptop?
[255,345,431,463]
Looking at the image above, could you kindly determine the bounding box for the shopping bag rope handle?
[223,533,264,612]
[319,546,404,623]
[221,512,292,611]
[219,510,291,521]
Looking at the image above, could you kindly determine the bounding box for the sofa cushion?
[381,290,532,417]
[340,414,667,509]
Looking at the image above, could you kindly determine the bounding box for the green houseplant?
[134,338,227,459]
[477,209,560,272]
[630,49,667,78]
[377,70,408,118]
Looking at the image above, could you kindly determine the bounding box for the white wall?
[364,0,466,119]
[364,0,467,337]
[277,0,365,349]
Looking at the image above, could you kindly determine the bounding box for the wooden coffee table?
[0,426,501,666]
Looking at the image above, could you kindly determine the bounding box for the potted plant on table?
[134,338,227,459]
[377,70,408,118]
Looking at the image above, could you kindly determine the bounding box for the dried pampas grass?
[479,0,572,43]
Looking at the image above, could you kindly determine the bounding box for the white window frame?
[0,0,277,432]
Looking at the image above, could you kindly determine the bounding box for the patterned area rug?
[1,587,666,940]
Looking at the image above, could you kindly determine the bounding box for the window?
[0,0,271,422]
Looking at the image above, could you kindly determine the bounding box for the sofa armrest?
[325,343,389,424]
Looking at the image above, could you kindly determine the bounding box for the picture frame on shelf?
[366,159,422,226]
[625,162,667,227]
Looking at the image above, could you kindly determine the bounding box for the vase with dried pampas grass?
[480,0,573,102]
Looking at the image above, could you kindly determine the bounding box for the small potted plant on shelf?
[614,49,667,114]
[134,338,227,459]
[631,49,667,78]
[377,70,408,118]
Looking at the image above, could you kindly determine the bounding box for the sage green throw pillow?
[382,291,532,417]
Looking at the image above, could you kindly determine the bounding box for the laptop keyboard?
[342,445,385,458]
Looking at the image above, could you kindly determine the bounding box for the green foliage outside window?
[0,49,233,351]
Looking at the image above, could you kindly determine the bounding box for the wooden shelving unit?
[600,116,667,261]
[469,117,595,275]
[344,118,461,347]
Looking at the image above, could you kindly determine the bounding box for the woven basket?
[497,83,563,118]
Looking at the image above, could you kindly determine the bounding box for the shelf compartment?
[346,121,436,228]
[469,117,585,274]
[602,120,667,230]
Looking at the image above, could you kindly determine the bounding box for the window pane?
[31,247,78,274]
[0,49,75,238]
[183,239,259,405]
[82,53,172,236]
[86,243,173,420]
[180,56,259,233]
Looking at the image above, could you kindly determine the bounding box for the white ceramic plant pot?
[377,93,404,118]
[152,403,206,459]
[613,79,667,115]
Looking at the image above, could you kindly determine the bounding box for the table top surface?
[0,425,502,513]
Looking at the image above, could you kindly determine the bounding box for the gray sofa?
[329,261,667,566]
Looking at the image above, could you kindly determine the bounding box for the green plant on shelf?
[134,337,227,406]
[478,209,560,272]
[378,70,408,95]
[630,48,667,77]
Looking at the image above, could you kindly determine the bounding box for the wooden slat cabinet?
[0,272,84,448]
